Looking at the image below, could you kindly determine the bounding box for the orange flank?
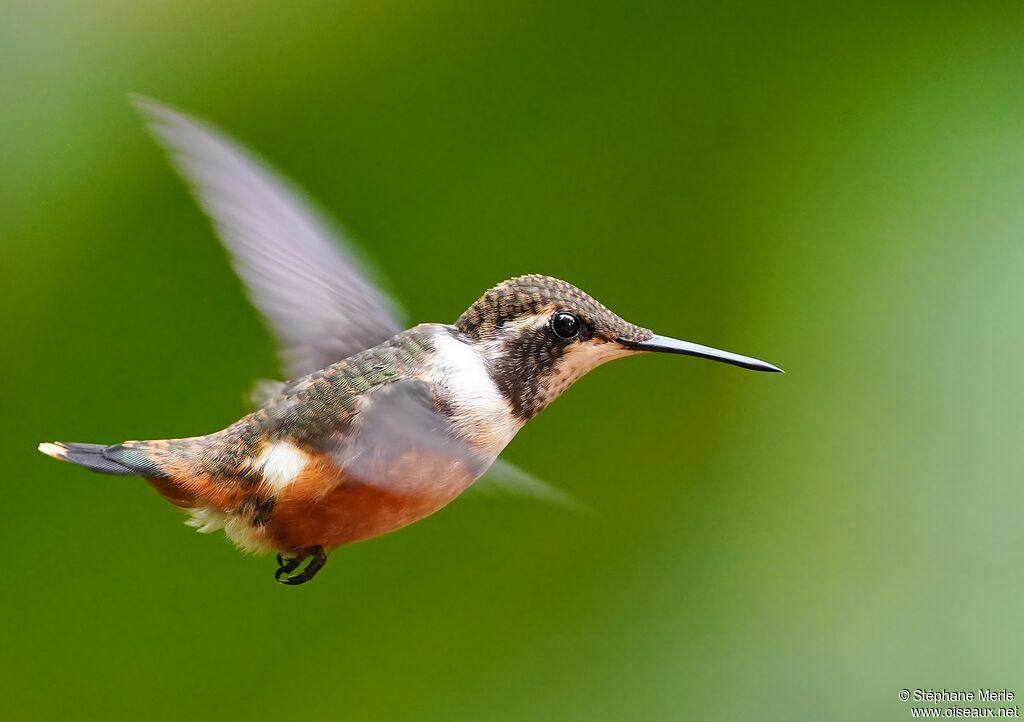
[266,447,479,551]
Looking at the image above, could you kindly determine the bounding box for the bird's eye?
[551,311,581,340]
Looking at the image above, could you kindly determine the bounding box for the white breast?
[430,332,522,454]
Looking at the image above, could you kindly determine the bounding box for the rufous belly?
[267,451,481,551]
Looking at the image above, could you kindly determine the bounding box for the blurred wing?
[134,96,404,378]
[247,378,286,408]
[321,382,584,511]
[470,457,589,512]
[327,381,491,493]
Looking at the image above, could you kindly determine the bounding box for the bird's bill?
[618,334,783,372]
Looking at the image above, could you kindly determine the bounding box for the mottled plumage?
[40,99,781,584]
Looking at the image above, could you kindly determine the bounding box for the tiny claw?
[275,564,299,583]
[274,553,301,583]
[274,546,327,586]
[277,570,314,585]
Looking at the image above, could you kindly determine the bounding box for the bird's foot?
[275,546,327,585]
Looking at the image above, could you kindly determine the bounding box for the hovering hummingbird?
[39,98,782,585]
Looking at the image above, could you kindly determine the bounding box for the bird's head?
[455,274,781,420]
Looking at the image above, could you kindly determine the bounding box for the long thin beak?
[619,334,783,372]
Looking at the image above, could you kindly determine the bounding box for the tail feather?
[39,442,142,476]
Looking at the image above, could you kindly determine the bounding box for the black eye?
[551,311,581,339]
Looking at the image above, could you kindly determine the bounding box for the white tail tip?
[38,442,68,460]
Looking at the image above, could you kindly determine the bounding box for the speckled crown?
[455,274,648,342]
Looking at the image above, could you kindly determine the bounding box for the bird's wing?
[134,96,404,379]
[470,457,588,512]
[322,381,583,510]
[325,380,492,492]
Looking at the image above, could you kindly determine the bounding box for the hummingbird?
[39,98,782,585]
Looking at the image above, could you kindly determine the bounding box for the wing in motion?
[472,457,588,512]
[322,381,583,511]
[134,96,403,379]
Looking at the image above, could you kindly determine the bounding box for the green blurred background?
[3,2,1024,720]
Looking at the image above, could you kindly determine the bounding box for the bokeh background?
[4,2,1024,720]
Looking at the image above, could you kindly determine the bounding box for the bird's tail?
[38,441,160,477]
